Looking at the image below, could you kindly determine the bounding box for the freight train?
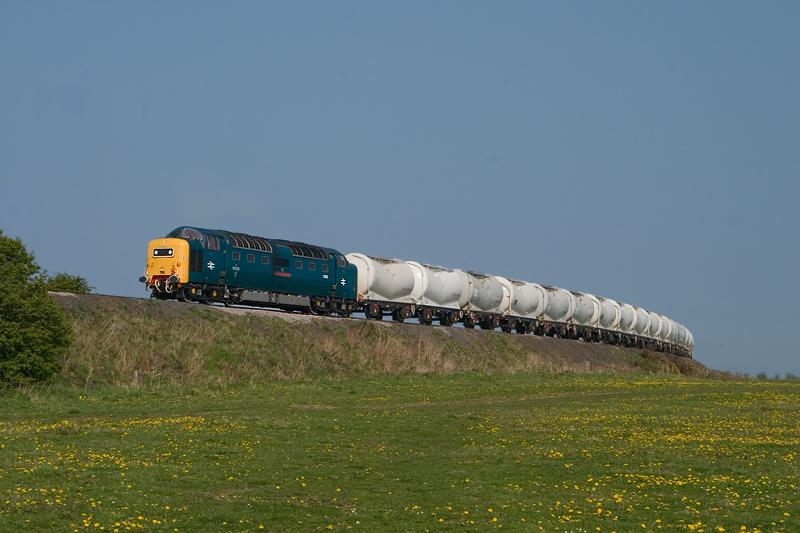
[141,226,694,357]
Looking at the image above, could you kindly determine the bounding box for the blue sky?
[1,2,798,375]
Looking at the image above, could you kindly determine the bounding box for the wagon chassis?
[355,300,692,358]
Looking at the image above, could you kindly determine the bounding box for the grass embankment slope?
[53,293,712,387]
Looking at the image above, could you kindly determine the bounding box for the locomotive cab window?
[153,248,174,257]
[180,228,204,241]
[232,252,241,261]
[207,235,220,251]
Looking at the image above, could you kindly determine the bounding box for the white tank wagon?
[346,251,694,358]
[593,297,623,343]
[678,325,690,349]
[598,298,621,330]
[674,324,686,347]
[647,311,662,338]
[634,307,651,336]
[405,262,470,326]
[345,253,421,322]
[571,292,601,326]
[534,286,576,336]
[658,315,673,342]
[463,272,509,329]
[503,280,547,318]
[670,323,682,345]
[495,279,549,334]
[618,303,637,334]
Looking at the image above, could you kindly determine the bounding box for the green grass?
[52,293,719,388]
[1,374,798,532]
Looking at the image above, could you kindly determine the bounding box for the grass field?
[1,374,798,532]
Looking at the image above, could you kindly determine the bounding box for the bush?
[0,229,72,386]
[44,272,93,294]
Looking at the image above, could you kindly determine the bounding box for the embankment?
[52,293,717,387]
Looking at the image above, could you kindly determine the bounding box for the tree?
[0,229,71,385]
[44,272,93,294]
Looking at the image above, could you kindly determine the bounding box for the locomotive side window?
[261,256,270,265]
[153,248,173,257]
[308,262,316,272]
[247,254,255,263]
[296,260,303,270]
[232,252,241,261]
[321,264,329,273]
[336,255,347,267]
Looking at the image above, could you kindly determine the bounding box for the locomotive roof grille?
[227,232,272,252]
[274,240,329,259]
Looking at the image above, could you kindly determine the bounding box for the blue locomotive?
[141,226,357,315]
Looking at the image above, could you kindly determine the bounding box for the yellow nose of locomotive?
[143,238,190,293]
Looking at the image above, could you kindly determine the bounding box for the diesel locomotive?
[141,226,694,357]
[141,226,357,316]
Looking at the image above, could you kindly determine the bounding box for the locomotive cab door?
[202,234,226,286]
[271,246,294,294]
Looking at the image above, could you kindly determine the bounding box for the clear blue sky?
[1,2,798,375]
